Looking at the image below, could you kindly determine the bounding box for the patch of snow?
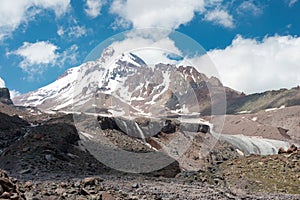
[43,110,57,114]
[279,105,286,109]
[131,96,145,101]
[80,131,94,140]
[238,110,251,114]
[145,142,158,151]
[265,108,278,112]
[107,109,125,116]
[120,53,143,67]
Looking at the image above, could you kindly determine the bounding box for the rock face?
[0,88,13,105]
[0,112,29,151]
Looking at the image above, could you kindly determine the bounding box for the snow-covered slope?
[14,47,145,111]
[14,47,230,116]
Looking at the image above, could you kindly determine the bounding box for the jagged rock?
[0,88,13,105]
[161,119,178,134]
[1,191,10,198]
[179,122,210,133]
[278,147,286,154]
[98,116,120,131]
[81,177,102,187]
[287,144,298,154]
[279,144,298,154]
[0,169,22,199]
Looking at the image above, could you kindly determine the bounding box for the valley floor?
[1,169,300,200]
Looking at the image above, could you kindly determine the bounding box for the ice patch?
[252,117,258,121]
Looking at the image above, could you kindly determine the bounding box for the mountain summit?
[13,48,238,116]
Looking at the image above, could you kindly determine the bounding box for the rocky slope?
[227,86,300,114]
[214,105,300,144]
[219,148,300,195]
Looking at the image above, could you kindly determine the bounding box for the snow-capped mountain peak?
[13,49,147,110]
[13,49,229,116]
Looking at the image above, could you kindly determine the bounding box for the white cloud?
[12,41,59,73]
[190,35,300,94]
[204,9,234,28]
[110,0,206,29]
[109,0,238,30]
[57,25,87,38]
[289,0,298,7]
[91,29,182,66]
[112,37,181,64]
[237,1,263,16]
[85,0,104,18]
[9,41,79,77]
[57,27,64,36]
[0,0,70,40]
[0,77,5,88]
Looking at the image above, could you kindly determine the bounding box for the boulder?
[278,147,286,154]
[0,169,22,199]
[287,144,298,153]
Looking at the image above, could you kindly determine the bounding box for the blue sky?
[0,0,300,95]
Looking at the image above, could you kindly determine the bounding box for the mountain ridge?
[13,48,234,116]
[12,48,300,116]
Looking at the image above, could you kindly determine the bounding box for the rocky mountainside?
[227,86,300,114]
[217,105,300,144]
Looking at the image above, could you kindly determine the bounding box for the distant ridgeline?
[227,86,300,114]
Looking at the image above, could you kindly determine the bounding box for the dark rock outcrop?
[0,88,13,105]
[0,112,29,150]
[278,144,298,154]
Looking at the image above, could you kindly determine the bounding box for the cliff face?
[0,88,13,105]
